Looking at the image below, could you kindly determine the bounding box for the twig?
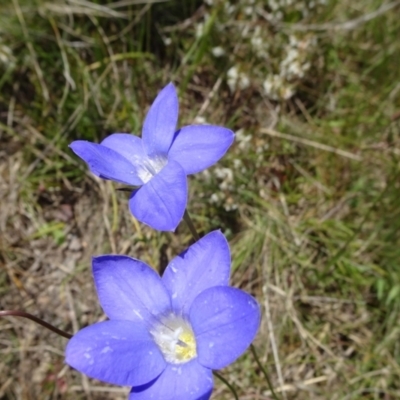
[264,375,329,396]
[262,284,286,399]
[260,128,361,161]
[160,5,206,33]
[195,75,223,119]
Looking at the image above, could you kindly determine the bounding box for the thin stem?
[250,344,281,400]
[213,371,239,400]
[0,310,72,339]
[183,209,200,241]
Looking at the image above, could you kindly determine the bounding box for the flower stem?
[213,371,239,400]
[183,209,200,241]
[0,310,72,339]
[250,344,281,400]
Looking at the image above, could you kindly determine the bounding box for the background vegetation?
[1,0,400,398]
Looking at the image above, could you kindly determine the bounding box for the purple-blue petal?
[93,255,171,323]
[128,160,187,231]
[168,125,235,175]
[129,360,213,400]
[162,231,231,315]
[142,83,179,158]
[101,133,149,184]
[65,320,166,386]
[190,286,260,370]
[69,140,142,186]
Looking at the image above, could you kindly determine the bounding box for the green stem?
[250,344,280,400]
[183,209,200,241]
[213,371,239,400]
[0,310,72,339]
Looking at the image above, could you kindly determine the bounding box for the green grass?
[1,0,400,398]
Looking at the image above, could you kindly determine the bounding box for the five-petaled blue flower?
[70,83,234,231]
[65,231,260,400]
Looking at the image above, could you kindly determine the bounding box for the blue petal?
[129,160,187,231]
[66,320,166,386]
[130,360,213,400]
[101,134,145,163]
[142,83,179,158]
[69,140,142,186]
[168,125,234,175]
[93,255,171,323]
[162,231,231,316]
[190,286,260,370]
[101,134,150,184]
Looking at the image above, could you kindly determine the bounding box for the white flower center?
[150,314,197,364]
[137,155,168,184]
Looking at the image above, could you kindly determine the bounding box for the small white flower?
[227,66,239,92]
[238,73,250,90]
[235,129,252,145]
[233,159,242,169]
[193,116,208,124]
[0,43,14,66]
[163,37,172,46]
[281,86,294,100]
[251,36,263,50]
[215,167,233,182]
[210,193,219,203]
[244,6,253,15]
[195,23,204,39]
[211,46,225,57]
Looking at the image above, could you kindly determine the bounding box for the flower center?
[138,155,168,184]
[150,315,197,364]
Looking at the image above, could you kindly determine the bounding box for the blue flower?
[65,231,260,400]
[70,83,234,231]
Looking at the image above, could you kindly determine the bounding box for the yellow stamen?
[176,331,196,361]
